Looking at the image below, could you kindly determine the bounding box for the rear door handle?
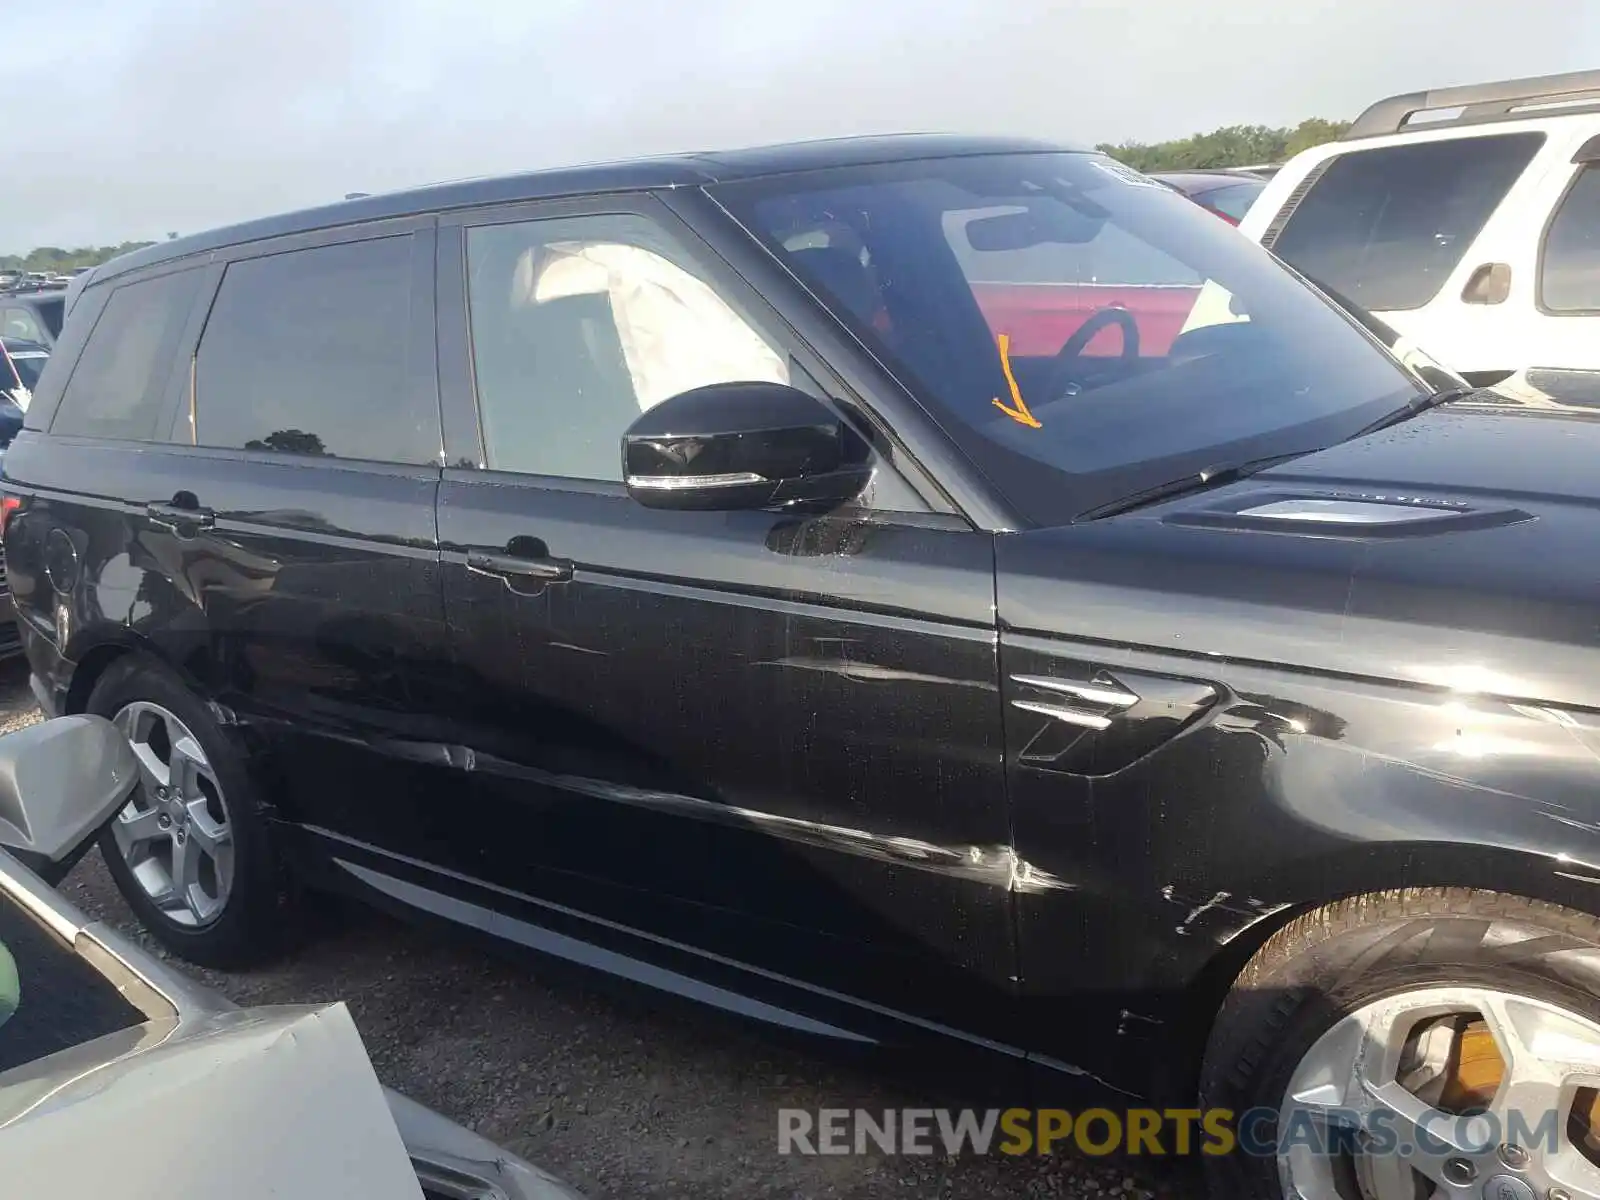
[146,502,214,530]
[467,550,574,582]
[1461,261,1511,305]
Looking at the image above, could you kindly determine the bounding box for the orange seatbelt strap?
[991,333,1042,429]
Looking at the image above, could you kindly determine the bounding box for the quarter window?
[51,269,204,441]
[191,236,437,463]
[464,214,789,482]
[1270,133,1545,311]
[1540,165,1600,313]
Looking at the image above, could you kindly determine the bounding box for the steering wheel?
[1045,305,1141,401]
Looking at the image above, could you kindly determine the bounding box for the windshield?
[717,152,1420,525]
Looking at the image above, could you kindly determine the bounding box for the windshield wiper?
[1345,384,1477,441]
[1078,451,1307,521]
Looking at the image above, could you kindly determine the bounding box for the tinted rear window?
[50,269,204,441]
[1270,133,1544,311]
[191,236,434,463]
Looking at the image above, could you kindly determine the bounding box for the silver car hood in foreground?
[0,852,583,1200]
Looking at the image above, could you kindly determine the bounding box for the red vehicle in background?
[954,166,1268,360]
[970,278,1202,357]
[796,161,1267,363]
[1151,169,1269,225]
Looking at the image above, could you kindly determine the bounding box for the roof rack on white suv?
[1237,70,1600,399]
[1347,69,1600,139]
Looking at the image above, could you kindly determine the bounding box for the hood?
[1255,395,1600,507]
[998,399,1600,711]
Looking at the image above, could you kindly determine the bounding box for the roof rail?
[1346,69,1600,140]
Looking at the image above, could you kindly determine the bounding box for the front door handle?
[467,550,574,582]
[146,500,214,531]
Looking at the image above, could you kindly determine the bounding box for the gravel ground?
[0,662,1199,1199]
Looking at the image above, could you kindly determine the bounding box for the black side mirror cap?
[622,381,873,512]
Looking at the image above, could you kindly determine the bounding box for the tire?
[86,654,297,968]
[1199,887,1600,1199]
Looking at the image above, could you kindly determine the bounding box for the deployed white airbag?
[517,241,788,410]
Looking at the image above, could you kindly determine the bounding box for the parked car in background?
[1241,69,1600,390]
[0,715,583,1200]
[0,337,45,447]
[0,290,65,349]
[0,338,41,659]
[1150,168,1267,224]
[12,135,1600,1199]
[2,337,49,405]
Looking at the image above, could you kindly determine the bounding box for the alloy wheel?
[108,700,234,927]
[1280,985,1600,1199]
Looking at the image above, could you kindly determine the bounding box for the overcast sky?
[6,0,1594,251]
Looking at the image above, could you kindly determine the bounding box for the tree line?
[0,240,159,273]
[0,116,1351,266]
[1097,117,1349,173]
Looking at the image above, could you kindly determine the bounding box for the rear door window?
[192,235,437,463]
[0,307,44,344]
[1540,165,1600,313]
[1268,133,1545,311]
[49,269,204,441]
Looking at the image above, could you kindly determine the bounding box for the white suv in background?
[1239,70,1600,401]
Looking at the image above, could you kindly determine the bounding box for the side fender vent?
[1009,669,1219,777]
[1165,493,1534,539]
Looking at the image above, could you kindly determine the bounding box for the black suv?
[7,136,1600,1199]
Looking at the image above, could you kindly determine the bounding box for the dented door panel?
[433,479,1019,1034]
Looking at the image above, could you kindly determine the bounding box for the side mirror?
[0,716,139,885]
[622,381,873,512]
